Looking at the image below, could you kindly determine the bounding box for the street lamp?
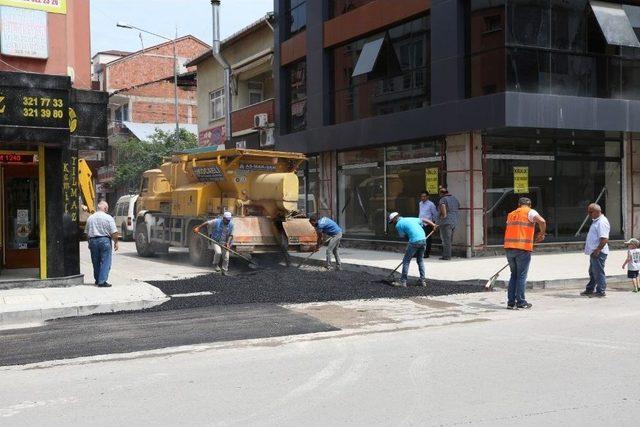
[116,22,181,141]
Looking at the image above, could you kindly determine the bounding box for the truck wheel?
[135,224,155,257]
[189,231,213,266]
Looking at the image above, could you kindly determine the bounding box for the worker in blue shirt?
[388,212,438,287]
[309,215,342,270]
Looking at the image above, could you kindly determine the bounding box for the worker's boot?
[418,279,427,287]
[336,264,343,271]
[221,270,228,276]
[324,262,333,270]
[213,266,221,273]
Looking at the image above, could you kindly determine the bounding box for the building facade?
[0,0,107,285]
[92,36,209,203]
[186,14,276,150]
[274,0,640,256]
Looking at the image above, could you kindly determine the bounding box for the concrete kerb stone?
[291,254,629,290]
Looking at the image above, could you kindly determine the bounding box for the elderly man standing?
[581,203,610,298]
[418,191,438,258]
[85,200,119,288]
[437,186,460,260]
[503,197,546,309]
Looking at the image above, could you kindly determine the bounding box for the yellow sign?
[514,166,529,194]
[69,107,77,133]
[0,0,66,14]
[425,167,439,194]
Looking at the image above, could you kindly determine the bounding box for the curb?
[291,255,629,290]
[0,296,169,330]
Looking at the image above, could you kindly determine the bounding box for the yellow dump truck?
[134,148,318,265]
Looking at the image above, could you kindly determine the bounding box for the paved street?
[1,288,639,426]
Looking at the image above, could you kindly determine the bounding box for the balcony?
[232,98,275,133]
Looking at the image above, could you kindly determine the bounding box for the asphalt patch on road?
[147,267,484,310]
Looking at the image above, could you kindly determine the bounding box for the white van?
[114,195,139,241]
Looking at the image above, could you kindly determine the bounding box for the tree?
[113,128,198,193]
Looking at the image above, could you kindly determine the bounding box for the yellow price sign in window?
[425,167,439,194]
[513,166,529,194]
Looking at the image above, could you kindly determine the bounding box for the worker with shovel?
[503,197,546,309]
[388,212,438,287]
[193,211,234,275]
[309,215,342,270]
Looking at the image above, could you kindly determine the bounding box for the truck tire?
[189,231,213,266]
[135,224,155,257]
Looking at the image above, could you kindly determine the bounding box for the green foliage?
[113,128,198,193]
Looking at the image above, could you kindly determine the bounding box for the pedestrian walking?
[503,197,546,309]
[437,186,460,260]
[621,238,640,293]
[194,211,234,275]
[85,200,119,288]
[309,215,342,270]
[580,203,610,298]
[418,191,438,258]
[388,212,436,287]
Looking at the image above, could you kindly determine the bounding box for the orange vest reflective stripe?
[503,206,535,251]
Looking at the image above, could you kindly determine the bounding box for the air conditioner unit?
[253,113,269,128]
[260,128,275,147]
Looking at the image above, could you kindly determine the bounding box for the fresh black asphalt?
[0,264,483,367]
[0,304,337,367]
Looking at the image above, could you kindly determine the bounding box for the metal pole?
[211,0,233,147]
[173,33,180,141]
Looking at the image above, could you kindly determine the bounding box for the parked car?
[114,195,139,241]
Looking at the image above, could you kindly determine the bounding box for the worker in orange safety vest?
[503,197,546,310]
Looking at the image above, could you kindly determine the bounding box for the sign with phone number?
[0,86,69,128]
[0,0,66,15]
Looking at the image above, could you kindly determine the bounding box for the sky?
[90,0,273,55]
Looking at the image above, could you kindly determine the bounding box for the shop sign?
[0,86,68,129]
[513,166,529,194]
[0,6,48,59]
[192,165,224,182]
[62,154,78,222]
[70,89,109,151]
[0,0,66,14]
[199,125,225,147]
[0,152,34,163]
[425,167,439,194]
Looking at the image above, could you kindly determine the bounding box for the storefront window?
[331,15,430,124]
[484,132,623,244]
[287,60,307,133]
[337,141,444,239]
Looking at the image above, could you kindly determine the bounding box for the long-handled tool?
[195,231,259,268]
[296,239,328,269]
[484,263,509,291]
[382,228,438,286]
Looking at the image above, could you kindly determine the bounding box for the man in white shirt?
[581,203,610,298]
[85,200,119,287]
[418,191,438,258]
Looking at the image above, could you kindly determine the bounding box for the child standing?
[622,238,640,293]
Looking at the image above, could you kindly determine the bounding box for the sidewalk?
[290,247,630,288]
[0,242,215,329]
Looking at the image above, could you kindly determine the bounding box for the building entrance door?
[2,162,39,269]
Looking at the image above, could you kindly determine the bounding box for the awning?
[590,0,640,48]
[352,37,385,77]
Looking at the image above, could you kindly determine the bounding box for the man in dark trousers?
[437,186,460,260]
[503,197,546,309]
[418,191,438,258]
[309,215,342,270]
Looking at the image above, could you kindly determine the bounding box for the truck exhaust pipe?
[211,0,233,147]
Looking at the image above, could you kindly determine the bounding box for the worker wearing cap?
[309,215,342,270]
[194,211,234,275]
[503,197,546,309]
[388,212,437,287]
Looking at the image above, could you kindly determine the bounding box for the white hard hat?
[223,211,232,219]
[388,212,399,223]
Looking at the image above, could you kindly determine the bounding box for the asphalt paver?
[147,267,484,310]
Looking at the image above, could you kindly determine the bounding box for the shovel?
[383,228,438,286]
[484,263,510,291]
[296,239,328,269]
[195,231,259,269]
